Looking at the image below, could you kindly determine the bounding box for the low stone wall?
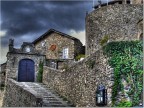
[3,78,42,107]
[43,49,114,107]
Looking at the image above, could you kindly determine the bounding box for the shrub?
[117,100,132,107]
[37,62,43,82]
[75,54,85,61]
[100,35,109,46]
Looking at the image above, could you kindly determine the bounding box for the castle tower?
[86,0,143,55]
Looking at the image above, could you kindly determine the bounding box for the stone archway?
[18,59,35,82]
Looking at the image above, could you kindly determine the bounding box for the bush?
[75,54,85,61]
[117,100,132,107]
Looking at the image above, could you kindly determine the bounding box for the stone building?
[1,29,84,82]
[1,0,143,107]
[86,0,143,55]
[33,29,84,69]
[5,39,45,82]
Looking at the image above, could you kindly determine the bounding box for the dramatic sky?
[0,0,108,64]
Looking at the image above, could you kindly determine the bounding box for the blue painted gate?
[18,59,35,82]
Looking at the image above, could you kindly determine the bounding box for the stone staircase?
[20,82,74,107]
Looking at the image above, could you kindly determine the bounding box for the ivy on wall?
[37,61,43,82]
[103,41,143,107]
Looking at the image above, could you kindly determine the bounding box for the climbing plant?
[100,35,109,46]
[103,41,143,106]
[37,61,43,82]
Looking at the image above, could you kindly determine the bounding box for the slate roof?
[32,29,80,44]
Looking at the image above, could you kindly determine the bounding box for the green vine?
[100,35,109,46]
[103,41,143,106]
[37,61,43,82]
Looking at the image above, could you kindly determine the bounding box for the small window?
[62,48,69,59]
[41,40,46,47]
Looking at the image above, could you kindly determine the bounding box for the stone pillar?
[9,39,14,52]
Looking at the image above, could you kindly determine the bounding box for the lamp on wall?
[96,84,107,106]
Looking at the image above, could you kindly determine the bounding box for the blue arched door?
[18,59,35,82]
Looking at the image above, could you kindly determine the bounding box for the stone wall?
[0,63,6,85]
[86,3,143,55]
[6,53,45,81]
[3,78,42,107]
[43,49,114,107]
[34,32,83,60]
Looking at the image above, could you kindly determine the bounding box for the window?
[62,48,69,59]
[41,40,46,47]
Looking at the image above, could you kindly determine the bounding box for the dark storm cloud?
[1,0,109,47]
[1,1,93,46]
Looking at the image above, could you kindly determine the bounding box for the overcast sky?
[0,0,108,64]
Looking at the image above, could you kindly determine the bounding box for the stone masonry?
[3,78,73,107]
[43,49,114,107]
[86,3,143,55]
[33,29,84,60]
[6,40,45,81]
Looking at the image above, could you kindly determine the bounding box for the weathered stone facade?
[3,78,73,107]
[0,63,6,86]
[86,3,143,55]
[43,49,114,107]
[3,79,43,107]
[33,29,84,69]
[33,29,84,60]
[6,40,45,81]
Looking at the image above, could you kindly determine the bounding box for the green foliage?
[86,59,95,69]
[37,61,43,82]
[100,35,109,46]
[117,100,132,107]
[103,41,143,106]
[75,54,85,61]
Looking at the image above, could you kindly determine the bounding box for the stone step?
[21,82,73,107]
